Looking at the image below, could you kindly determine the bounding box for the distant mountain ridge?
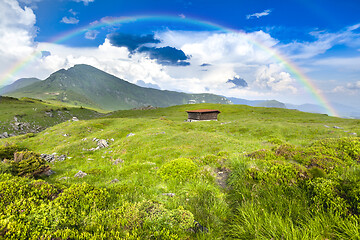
[4,64,231,111]
[228,97,360,118]
[0,78,41,95]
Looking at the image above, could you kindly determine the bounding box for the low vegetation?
[0,103,359,239]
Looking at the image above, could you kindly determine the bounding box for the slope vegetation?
[0,104,360,239]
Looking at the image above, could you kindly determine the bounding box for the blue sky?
[1,0,360,112]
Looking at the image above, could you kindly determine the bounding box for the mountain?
[255,100,286,108]
[5,64,231,111]
[227,97,265,106]
[0,77,41,95]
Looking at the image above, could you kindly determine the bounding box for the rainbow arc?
[0,15,339,117]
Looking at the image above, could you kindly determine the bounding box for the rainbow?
[0,15,339,117]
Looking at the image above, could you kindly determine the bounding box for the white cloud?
[279,25,360,60]
[332,81,360,94]
[85,30,100,40]
[246,9,272,20]
[69,9,77,16]
[254,64,297,93]
[61,16,79,24]
[312,56,360,72]
[0,0,38,84]
[73,0,94,5]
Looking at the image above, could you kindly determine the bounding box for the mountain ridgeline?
[0,77,41,95]
[4,64,231,111]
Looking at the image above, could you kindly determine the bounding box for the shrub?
[0,143,20,160]
[246,162,307,185]
[201,154,219,165]
[307,178,349,214]
[158,158,198,182]
[8,151,50,177]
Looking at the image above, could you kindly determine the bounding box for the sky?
[1,0,360,113]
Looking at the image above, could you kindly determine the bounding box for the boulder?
[74,170,87,178]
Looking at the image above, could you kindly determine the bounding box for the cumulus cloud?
[254,64,297,93]
[246,9,272,20]
[73,0,94,5]
[18,0,42,9]
[138,46,190,66]
[227,76,248,88]
[332,81,360,94]
[61,16,79,24]
[108,33,160,51]
[0,0,38,84]
[85,30,100,40]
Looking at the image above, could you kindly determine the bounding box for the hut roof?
[186,109,220,113]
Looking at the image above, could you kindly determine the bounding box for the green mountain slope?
[0,96,101,136]
[5,64,231,111]
[0,104,359,238]
[0,77,41,95]
[255,99,287,108]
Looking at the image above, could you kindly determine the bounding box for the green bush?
[158,158,198,182]
[8,151,50,177]
[0,143,20,160]
[306,178,349,214]
[246,162,307,185]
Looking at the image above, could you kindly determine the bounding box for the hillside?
[255,99,286,108]
[0,96,101,137]
[0,104,360,238]
[5,64,231,111]
[0,77,40,95]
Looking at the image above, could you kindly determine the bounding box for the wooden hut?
[186,109,220,122]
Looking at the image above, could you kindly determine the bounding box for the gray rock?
[43,169,55,176]
[59,177,70,180]
[74,170,87,178]
[72,117,79,121]
[41,154,56,162]
[162,193,176,197]
[127,133,135,137]
[40,154,67,163]
[97,139,109,148]
[113,159,124,165]
[324,125,330,128]
[349,133,357,136]
[58,155,67,161]
[333,126,343,129]
[110,178,119,184]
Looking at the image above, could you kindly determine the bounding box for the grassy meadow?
[1,103,360,239]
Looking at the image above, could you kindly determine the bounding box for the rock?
[45,111,53,117]
[110,138,115,141]
[127,133,135,137]
[58,155,67,161]
[59,177,70,180]
[72,117,79,121]
[41,154,56,162]
[74,170,87,178]
[0,132,9,139]
[97,139,109,148]
[110,178,119,184]
[333,126,343,129]
[40,154,67,163]
[324,125,330,128]
[349,133,357,136]
[113,159,124,165]
[92,137,99,142]
[63,134,69,137]
[43,169,55,176]
[162,193,176,197]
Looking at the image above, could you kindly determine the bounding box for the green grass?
[0,103,359,239]
[0,96,101,135]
